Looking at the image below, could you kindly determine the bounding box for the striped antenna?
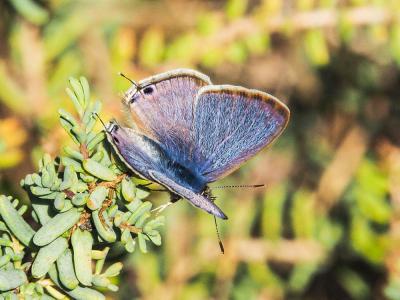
[210,184,265,189]
[118,72,138,87]
[214,216,224,254]
[92,112,107,130]
[118,72,145,99]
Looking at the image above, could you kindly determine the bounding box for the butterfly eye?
[143,86,154,95]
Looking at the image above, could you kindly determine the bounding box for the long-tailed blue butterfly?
[106,69,290,220]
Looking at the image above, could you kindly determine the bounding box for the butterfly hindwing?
[106,122,167,180]
[192,85,290,182]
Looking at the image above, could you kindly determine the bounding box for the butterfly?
[106,69,290,220]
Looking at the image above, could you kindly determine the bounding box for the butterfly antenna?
[118,72,137,87]
[214,216,224,254]
[118,72,144,98]
[211,184,265,190]
[92,112,107,130]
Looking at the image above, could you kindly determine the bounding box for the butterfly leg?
[151,193,181,215]
[152,202,173,214]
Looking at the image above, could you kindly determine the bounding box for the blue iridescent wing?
[112,70,289,219]
[123,69,211,161]
[148,170,227,219]
[192,85,290,182]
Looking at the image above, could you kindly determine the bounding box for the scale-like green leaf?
[72,229,93,286]
[0,196,35,246]
[33,208,80,246]
[32,237,68,278]
[57,248,79,290]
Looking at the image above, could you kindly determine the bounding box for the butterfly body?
[106,69,290,220]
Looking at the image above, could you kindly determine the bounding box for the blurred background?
[1,0,400,299]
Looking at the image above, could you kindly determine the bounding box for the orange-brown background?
[1,0,400,299]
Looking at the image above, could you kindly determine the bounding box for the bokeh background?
[1,0,400,299]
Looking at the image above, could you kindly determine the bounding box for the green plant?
[0,77,164,299]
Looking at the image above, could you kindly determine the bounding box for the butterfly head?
[124,83,155,106]
[105,120,118,133]
[105,120,124,147]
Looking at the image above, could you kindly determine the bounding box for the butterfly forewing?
[124,69,211,162]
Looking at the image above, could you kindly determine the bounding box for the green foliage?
[1,0,400,299]
[0,77,164,298]
[303,29,330,66]
[8,0,49,25]
[347,159,390,263]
